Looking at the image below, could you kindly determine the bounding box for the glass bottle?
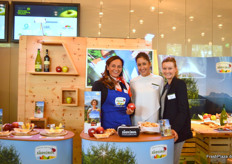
[220,104,227,126]
[44,49,50,72]
[35,49,42,72]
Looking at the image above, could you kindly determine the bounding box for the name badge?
[167,94,176,100]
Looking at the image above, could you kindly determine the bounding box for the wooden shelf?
[28,72,79,76]
[37,40,62,45]
[61,88,78,106]
[37,39,79,75]
[29,117,47,129]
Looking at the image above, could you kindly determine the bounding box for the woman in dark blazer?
[160,57,192,164]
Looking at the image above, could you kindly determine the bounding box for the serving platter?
[0,131,12,137]
[40,130,68,137]
[12,129,39,136]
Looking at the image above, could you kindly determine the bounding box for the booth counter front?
[0,130,74,164]
[80,131,174,164]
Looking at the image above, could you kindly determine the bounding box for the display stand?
[17,36,152,163]
[80,131,174,164]
[0,130,74,164]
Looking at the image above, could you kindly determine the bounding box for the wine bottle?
[35,49,42,72]
[44,49,50,72]
[220,104,227,126]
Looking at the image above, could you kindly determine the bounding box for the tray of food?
[93,133,110,139]
[0,131,12,137]
[40,129,67,137]
[104,128,116,136]
[12,129,39,136]
[139,122,160,133]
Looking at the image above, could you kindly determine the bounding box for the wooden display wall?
[18,35,152,164]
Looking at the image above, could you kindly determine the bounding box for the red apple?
[56,66,62,72]
[88,128,96,137]
[127,103,136,110]
[12,122,19,128]
[203,113,209,119]
[3,123,13,131]
[96,126,104,134]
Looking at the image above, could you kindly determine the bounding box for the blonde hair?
[162,57,179,77]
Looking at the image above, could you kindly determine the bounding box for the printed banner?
[158,55,232,116]
[86,49,153,87]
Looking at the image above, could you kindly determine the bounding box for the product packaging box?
[84,91,101,133]
[34,101,44,118]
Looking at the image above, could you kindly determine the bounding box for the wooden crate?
[181,138,196,156]
[195,133,232,164]
[196,133,231,152]
[179,156,196,164]
[195,144,229,164]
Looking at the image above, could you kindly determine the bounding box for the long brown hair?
[100,56,124,89]
[162,57,179,78]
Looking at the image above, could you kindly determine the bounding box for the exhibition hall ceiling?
[80,0,232,56]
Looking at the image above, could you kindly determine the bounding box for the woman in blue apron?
[92,56,134,129]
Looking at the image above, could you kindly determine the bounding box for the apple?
[12,122,19,128]
[0,8,5,15]
[60,10,78,18]
[66,97,72,104]
[3,123,13,131]
[203,113,209,119]
[211,115,217,121]
[88,128,96,137]
[96,126,104,134]
[62,66,69,73]
[127,103,136,110]
[56,66,62,72]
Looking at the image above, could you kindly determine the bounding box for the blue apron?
[101,89,131,129]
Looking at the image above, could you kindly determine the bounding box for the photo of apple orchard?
[85,99,100,125]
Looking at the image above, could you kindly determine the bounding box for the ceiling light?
[132,29,136,33]
[160,34,164,38]
[189,16,194,21]
[221,37,225,41]
[130,10,134,13]
[145,33,155,41]
[218,24,223,29]
[99,12,103,16]
[172,26,176,31]
[201,32,205,37]
[139,19,144,24]
[150,6,155,12]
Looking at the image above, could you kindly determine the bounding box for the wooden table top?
[191,120,232,137]
[0,129,75,141]
[80,131,174,142]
